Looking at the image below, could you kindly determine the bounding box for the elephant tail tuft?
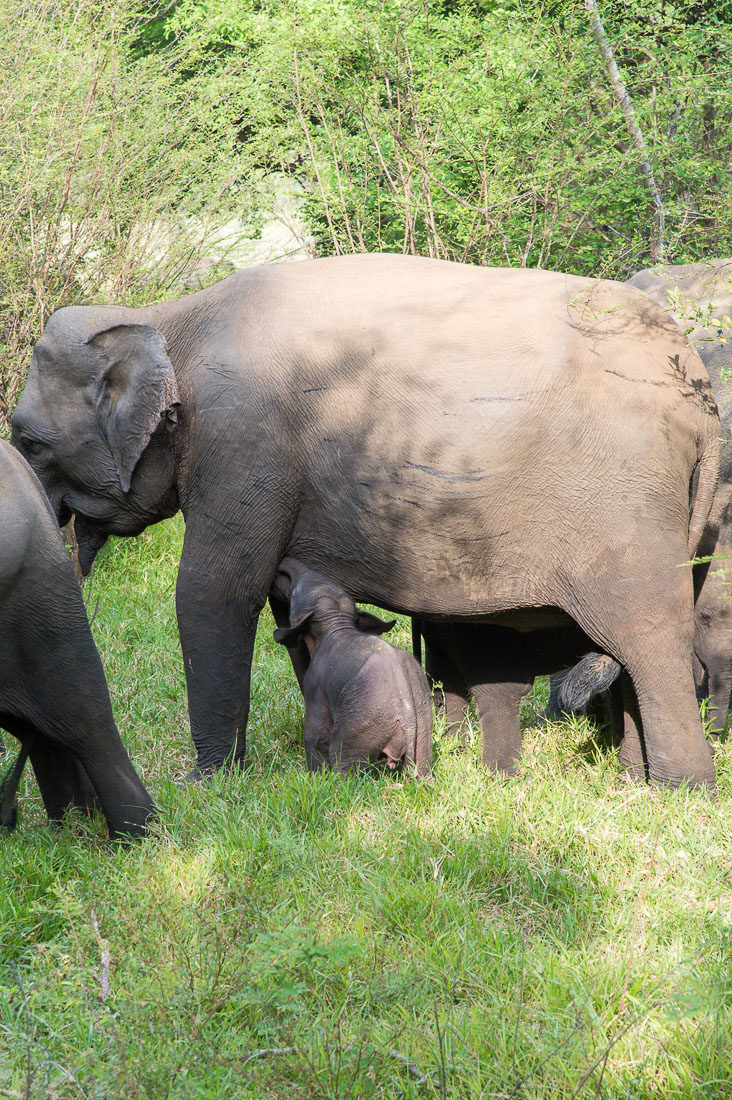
[548,653,621,715]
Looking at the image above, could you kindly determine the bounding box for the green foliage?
[160,0,732,278]
[0,0,240,427]
[1,519,732,1096]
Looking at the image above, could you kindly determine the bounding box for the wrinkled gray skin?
[272,558,432,774]
[10,255,721,789]
[550,260,732,745]
[0,441,154,837]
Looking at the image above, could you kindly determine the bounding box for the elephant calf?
[272,559,432,775]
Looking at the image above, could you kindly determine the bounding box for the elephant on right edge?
[548,259,732,749]
[0,440,154,838]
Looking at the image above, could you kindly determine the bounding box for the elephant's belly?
[290,466,568,616]
[287,521,562,619]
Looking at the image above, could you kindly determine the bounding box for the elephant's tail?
[688,417,721,557]
[548,653,621,716]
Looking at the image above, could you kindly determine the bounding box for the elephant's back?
[627,258,732,344]
[206,254,704,403]
[0,443,45,591]
[0,442,68,593]
[162,255,711,443]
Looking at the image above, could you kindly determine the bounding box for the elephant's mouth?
[72,513,110,576]
[381,749,404,770]
[55,498,73,528]
[380,732,406,771]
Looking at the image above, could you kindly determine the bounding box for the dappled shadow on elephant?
[10,254,720,790]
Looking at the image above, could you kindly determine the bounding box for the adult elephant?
[550,260,732,743]
[10,255,720,788]
[0,441,154,837]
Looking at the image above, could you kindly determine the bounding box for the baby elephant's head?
[273,567,395,654]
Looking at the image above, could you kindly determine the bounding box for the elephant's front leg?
[471,679,533,776]
[420,623,471,740]
[176,529,282,778]
[176,587,261,779]
[302,684,333,771]
[427,624,533,774]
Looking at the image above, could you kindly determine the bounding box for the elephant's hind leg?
[568,565,714,790]
[29,734,100,821]
[616,672,647,783]
[421,625,472,741]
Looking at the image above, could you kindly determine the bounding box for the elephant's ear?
[355,610,396,636]
[89,324,180,493]
[273,612,314,648]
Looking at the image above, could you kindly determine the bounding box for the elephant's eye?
[20,436,46,458]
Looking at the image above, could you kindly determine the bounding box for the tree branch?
[584,0,665,262]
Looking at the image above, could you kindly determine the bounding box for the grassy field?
[1,516,732,1099]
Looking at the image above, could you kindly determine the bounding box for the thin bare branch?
[584,0,665,262]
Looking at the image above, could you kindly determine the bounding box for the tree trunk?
[584,0,665,263]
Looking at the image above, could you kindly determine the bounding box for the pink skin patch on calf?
[382,724,404,768]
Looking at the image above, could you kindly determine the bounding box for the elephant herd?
[1,253,730,840]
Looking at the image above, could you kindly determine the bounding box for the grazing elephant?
[272,558,432,774]
[0,441,154,837]
[549,260,732,744]
[10,254,720,789]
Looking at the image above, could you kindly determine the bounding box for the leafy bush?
[0,0,239,427]
[162,0,732,276]
[3,0,730,424]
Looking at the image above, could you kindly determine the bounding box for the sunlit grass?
[1,515,731,1098]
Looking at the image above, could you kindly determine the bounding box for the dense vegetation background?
[1,0,731,424]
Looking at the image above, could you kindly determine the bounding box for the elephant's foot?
[184,756,245,784]
[483,754,521,779]
[617,763,647,787]
[183,765,213,785]
[646,767,717,794]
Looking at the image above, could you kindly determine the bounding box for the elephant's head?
[273,562,395,657]
[11,307,181,574]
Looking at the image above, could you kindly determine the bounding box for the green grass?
[2,515,732,1098]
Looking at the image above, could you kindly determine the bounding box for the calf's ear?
[89,324,180,492]
[355,610,396,636]
[273,612,314,648]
